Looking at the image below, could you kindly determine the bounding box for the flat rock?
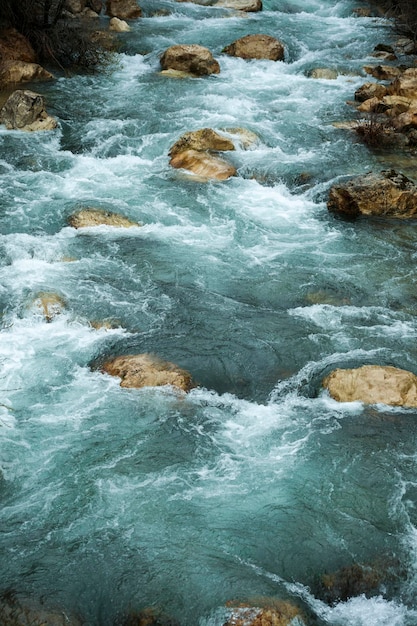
[170,149,236,180]
[169,128,235,156]
[102,353,194,391]
[327,170,417,218]
[160,44,220,76]
[323,365,417,406]
[68,208,140,228]
[214,0,262,11]
[222,34,284,61]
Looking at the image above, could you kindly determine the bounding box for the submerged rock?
[115,607,180,625]
[222,127,260,149]
[169,128,235,156]
[222,34,284,61]
[214,0,262,11]
[316,563,384,604]
[68,208,140,228]
[0,90,57,131]
[323,365,417,407]
[106,0,141,18]
[102,353,195,391]
[0,593,83,625]
[223,600,305,626]
[327,170,417,219]
[308,68,338,79]
[30,292,66,322]
[170,149,237,180]
[160,44,220,76]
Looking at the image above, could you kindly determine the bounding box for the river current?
[2,1,417,624]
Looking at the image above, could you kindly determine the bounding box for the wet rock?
[0,28,37,63]
[223,600,306,626]
[68,208,140,228]
[214,0,262,11]
[222,34,284,61]
[354,82,388,102]
[170,149,237,180]
[364,64,403,80]
[0,61,54,86]
[106,0,141,19]
[109,16,131,30]
[323,365,417,406]
[160,44,220,76]
[115,607,180,625]
[327,170,417,219]
[101,353,195,391]
[159,68,194,79]
[0,90,57,131]
[29,293,66,322]
[371,51,397,62]
[222,127,260,149]
[0,593,83,626]
[169,128,235,156]
[308,68,338,79]
[316,563,385,604]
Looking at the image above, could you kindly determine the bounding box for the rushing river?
[2,0,417,624]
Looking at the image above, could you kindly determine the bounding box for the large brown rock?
[106,0,141,18]
[354,82,388,102]
[214,0,262,11]
[0,90,57,131]
[0,28,37,63]
[0,60,53,86]
[224,601,305,626]
[102,353,195,391]
[388,67,417,99]
[222,34,284,61]
[160,44,220,76]
[327,170,417,219]
[316,563,384,604]
[323,365,417,407]
[364,64,403,80]
[169,128,235,156]
[170,149,236,180]
[68,208,140,228]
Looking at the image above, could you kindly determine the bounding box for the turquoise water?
[2,1,417,624]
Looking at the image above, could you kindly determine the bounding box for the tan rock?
[222,34,284,61]
[106,0,141,18]
[381,95,415,115]
[357,96,382,113]
[388,68,417,99]
[214,0,262,10]
[0,90,57,131]
[371,51,397,61]
[323,365,417,406]
[160,44,220,76]
[0,28,37,63]
[109,16,131,30]
[354,82,388,102]
[0,60,54,86]
[364,65,403,80]
[169,128,235,156]
[224,601,305,626]
[101,353,194,391]
[159,68,195,79]
[170,149,236,180]
[308,68,338,79]
[30,293,66,322]
[327,170,417,219]
[68,208,140,228]
[222,127,260,148]
[392,108,417,131]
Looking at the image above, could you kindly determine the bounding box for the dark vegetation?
[376,0,417,39]
[0,0,111,70]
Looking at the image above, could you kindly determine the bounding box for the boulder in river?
[214,0,262,11]
[109,16,131,31]
[170,149,237,180]
[222,34,284,61]
[30,292,67,322]
[0,90,57,131]
[308,68,338,79]
[169,128,235,156]
[0,61,53,86]
[68,208,140,228]
[101,353,195,391]
[323,365,417,407]
[116,606,180,625]
[160,44,220,76]
[106,0,141,19]
[0,593,83,625]
[327,170,417,219]
[316,563,385,604]
[223,600,306,626]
